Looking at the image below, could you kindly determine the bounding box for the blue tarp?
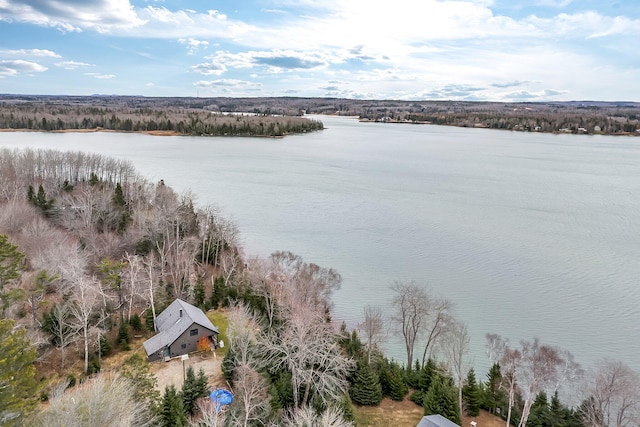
[209,389,233,413]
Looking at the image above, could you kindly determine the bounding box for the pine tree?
[181,366,209,415]
[121,354,161,412]
[463,368,481,416]
[482,362,506,414]
[0,319,39,426]
[97,334,112,358]
[350,363,383,406]
[528,392,552,427]
[423,375,460,424]
[160,385,187,427]
[26,185,35,204]
[0,234,25,314]
[418,358,437,392]
[117,321,130,350]
[378,360,408,401]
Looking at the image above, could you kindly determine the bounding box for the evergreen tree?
[117,321,130,349]
[193,282,206,309]
[210,276,226,308]
[378,359,408,401]
[338,325,364,359]
[0,319,39,426]
[129,313,142,331]
[463,368,481,417]
[423,375,460,424]
[97,334,112,358]
[350,363,383,406]
[160,385,187,427]
[0,235,25,314]
[89,172,99,186]
[181,366,209,415]
[112,182,126,207]
[528,392,552,427]
[221,344,236,383]
[418,358,438,392]
[482,362,506,414]
[27,185,35,204]
[111,182,130,233]
[120,354,161,411]
[339,393,355,422]
[34,184,54,215]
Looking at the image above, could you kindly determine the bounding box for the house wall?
[148,349,164,363]
[168,323,218,359]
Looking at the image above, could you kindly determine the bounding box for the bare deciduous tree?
[283,406,354,427]
[442,319,470,419]
[228,364,270,427]
[515,339,565,427]
[46,302,79,369]
[122,252,147,322]
[420,296,452,367]
[260,308,354,409]
[358,305,385,365]
[69,276,108,374]
[390,281,429,368]
[269,251,342,315]
[190,400,226,427]
[487,334,522,427]
[34,374,157,427]
[487,334,579,427]
[580,359,640,427]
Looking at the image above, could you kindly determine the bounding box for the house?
[143,299,219,362]
[416,414,461,427]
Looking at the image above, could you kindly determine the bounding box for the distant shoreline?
[0,128,293,138]
[357,117,640,136]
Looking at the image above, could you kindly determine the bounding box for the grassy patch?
[352,397,424,427]
[206,309,229,357]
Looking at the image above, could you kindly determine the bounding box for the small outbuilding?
[143,299,219,362]
[417,414,462,427]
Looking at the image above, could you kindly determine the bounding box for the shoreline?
[356,117,640,137]
[0,128,300,138]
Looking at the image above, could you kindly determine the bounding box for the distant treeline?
[1,94,639,136]
[0,101,323,137]
[362,104,640,135]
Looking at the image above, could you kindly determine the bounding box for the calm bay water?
[2,115,639,374]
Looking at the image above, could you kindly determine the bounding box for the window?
[181,343,187,349]
[190,328,198,336]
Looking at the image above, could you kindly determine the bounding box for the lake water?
[2,115,639,375]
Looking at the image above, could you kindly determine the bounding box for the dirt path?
[151,351,226,392]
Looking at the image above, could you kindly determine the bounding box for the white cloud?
[0,48,60,57]
[197,49,341,75]
[192,61,227,76]
[535,0,573,7]
[0,59,47,76]
[179,37,209,55]
[55,61,94,70]
[194,79,261,89]
[84,72,115,79]
[0,0,144,32]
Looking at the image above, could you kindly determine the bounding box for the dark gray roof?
[417,415,461,427]
[143,299,219,356]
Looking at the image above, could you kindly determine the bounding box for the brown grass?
[353,397,506,427]
[353,397,423,427]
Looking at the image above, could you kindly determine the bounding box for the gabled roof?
[417,415,461,427]
[143,299,219,356]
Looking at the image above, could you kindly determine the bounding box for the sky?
[0,0,639,101]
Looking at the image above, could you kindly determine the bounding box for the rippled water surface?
[2,116,639,373]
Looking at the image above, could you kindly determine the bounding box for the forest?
[1,94,638,137]
[1,147,639,427]
[0,95,323,137]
